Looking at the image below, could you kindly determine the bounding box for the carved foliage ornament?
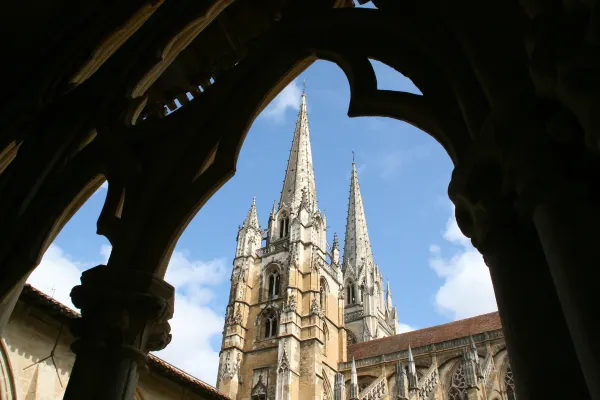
[283,294,297,312]
[221,352,241,381]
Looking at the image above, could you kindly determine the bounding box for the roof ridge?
[348,311,500,347]
[347,311,502,361]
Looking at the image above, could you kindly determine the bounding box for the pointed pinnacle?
[470,335,477,350]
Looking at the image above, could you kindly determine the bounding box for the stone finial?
[332,232,339,249]
[334,372,346,400]
[271,200,277,217]
[395,363,409,400]
[349,358,359,400]
[242,197,260,230]
[407,346,418,390]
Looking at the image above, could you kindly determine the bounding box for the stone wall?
[0,291,222,400]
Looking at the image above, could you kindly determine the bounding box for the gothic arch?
[447,359,469,400]
[357,375,378,393]
[256,304,280,339]
[262,262,283,301]
[346,329,357,347]
[0,340,16,400]
[345,279,356,305]
[501,361,516,400]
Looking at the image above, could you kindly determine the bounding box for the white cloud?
[397,322,416,334]
[27,245,83,309]
[261,80,302,122]
[429,207,497,320]
[29,243,228,386]
[100,244,111,264]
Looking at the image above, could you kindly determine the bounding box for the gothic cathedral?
[216,93,514,400]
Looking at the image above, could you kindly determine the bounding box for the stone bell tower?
[217,91,347,400]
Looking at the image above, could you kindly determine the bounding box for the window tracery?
[263,309,278,338]
[505,364,516,400]
[278,212,290,238]
[448,362,468,400]
[346,281,356,305]
[251,374,267,400]
[268,270,280,299]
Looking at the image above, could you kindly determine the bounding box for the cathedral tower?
[342,161,399,344]
[217,92,346,400]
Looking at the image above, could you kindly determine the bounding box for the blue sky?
[28,59,497,385]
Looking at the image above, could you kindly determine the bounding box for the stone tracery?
[1,0,599,398]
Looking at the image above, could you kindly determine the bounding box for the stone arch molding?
[0,340,16,400]
[155,7,478,268]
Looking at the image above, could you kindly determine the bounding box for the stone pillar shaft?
[477,213,590,400]
[532,198,600,399]
[63,265,174,400]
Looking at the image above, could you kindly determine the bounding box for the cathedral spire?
[279,90,317,214]
[242,197,260,230]
[343,160,374,273]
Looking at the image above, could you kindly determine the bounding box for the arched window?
[448,362,468,400]
[505,364,516,400]
[346,281,356,305]
[278,212,290,239]
[263,310,278,338]
[346,330,357,347]
[268,270,280,298]
[358,377,375,392]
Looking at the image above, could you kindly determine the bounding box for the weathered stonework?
[0,285,226,399]
[216,94,510,400]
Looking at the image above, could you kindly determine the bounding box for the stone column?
[525,165,600,400]
[0,273,30,334]
[450,163,591,400]
[63,265,174,400]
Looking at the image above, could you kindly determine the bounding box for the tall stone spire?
[343,160,374,273]
[242,196,260,231]
[278,91,317,214]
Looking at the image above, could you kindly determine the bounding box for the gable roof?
[348,312,502,360]
[19,284,230,400]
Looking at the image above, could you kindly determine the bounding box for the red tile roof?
[19,284,229,400]
[348,312,502,360]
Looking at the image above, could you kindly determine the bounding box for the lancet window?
[505,364,516,400]
[263,310,278,339]
[346,281,356,305]
[448,362,468,400]
[268,270,280,299]
[278,212,290,239]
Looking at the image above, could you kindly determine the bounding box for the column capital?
[70,265,175,357]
